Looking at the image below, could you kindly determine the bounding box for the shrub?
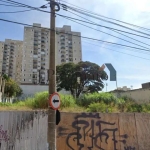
[86,102,112,113]
[15,92,75,109]
[127,104,143,112]
[77,92,117,107]
[60,94,75,108]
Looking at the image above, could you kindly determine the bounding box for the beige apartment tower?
[0,39,23,83]
[0,42,4,75]
[21,23,82,84]
[56,25,82,65]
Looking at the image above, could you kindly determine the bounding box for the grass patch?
[0,91,150,113]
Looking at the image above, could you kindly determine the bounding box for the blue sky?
[0,0,150,91]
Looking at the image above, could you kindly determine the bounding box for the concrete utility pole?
[48,0,56,149]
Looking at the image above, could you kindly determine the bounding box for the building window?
[75,58,76,60]
[24,79,25,81]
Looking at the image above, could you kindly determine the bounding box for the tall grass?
[14,91,75,109]
[1,91,150,113]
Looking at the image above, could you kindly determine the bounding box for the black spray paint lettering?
[0,125,9,142]
[57,113,136,150]
[124,146,136,150]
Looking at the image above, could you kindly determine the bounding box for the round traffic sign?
[49,92,61,110]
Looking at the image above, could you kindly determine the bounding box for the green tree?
[3,75,22,98]
[56,61,108,97]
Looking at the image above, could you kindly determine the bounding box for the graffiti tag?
[0,125,9,142]
[58,113,136,150]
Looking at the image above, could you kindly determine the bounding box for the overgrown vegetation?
[1,91,150,113]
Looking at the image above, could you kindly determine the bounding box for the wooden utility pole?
[48,0,56,149]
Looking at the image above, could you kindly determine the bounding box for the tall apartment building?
[22,23,50,85]
[0,42,4,74]
[21,23,82,84]
[0,39,23,83]
[56,25,82,65]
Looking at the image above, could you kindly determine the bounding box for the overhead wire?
[64,7,150,48]
[82,40,150,61]
[59,5,150,50]
[0,17,150,52]
[59,0,150,32]
[83,39,150,55]
[64,16,150,51]
[64,5,150,37]
[3,0,150,40]
[0,9,33,13]
[1,0,150,54]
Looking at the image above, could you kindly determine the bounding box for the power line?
[65,8,150,48]
[0,0,24,7]
[82,40,150,61]
[4,0,150,40]
[59,0,150,32]
[0,17,150,52]
[0,3,23,7]
[60,7,150,50]
[64,16,150,51]
[0,9,33,13]
[64,5,150,37]
[83,39,150,55]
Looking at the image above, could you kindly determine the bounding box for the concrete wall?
[1,111,150,150]
[112,88,150,103]
[19,85,70,100]
[57,112,150,150]
[0,110,48,150]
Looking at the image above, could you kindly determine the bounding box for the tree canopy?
[56,61,108,97]
[3,75,22,97]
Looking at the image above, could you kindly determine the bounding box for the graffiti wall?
[57,112,150,150]
[0,111,48,150]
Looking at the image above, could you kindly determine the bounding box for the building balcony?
[61,59,65,62]
[33,55,38,59]
[41,51,45,55]
[41,58,45,61]
[41,49,45,52]
[9,59,13,62]
[61,46,65,49]
[33,66,38,69]
[69,58,73,61]
[61,51,65,54]
[41,44,45,47]
[33,62,38,65]
[61,55,65,58]
[60,39,65,42]
[69,55,73,57]
[41,54,45,57]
